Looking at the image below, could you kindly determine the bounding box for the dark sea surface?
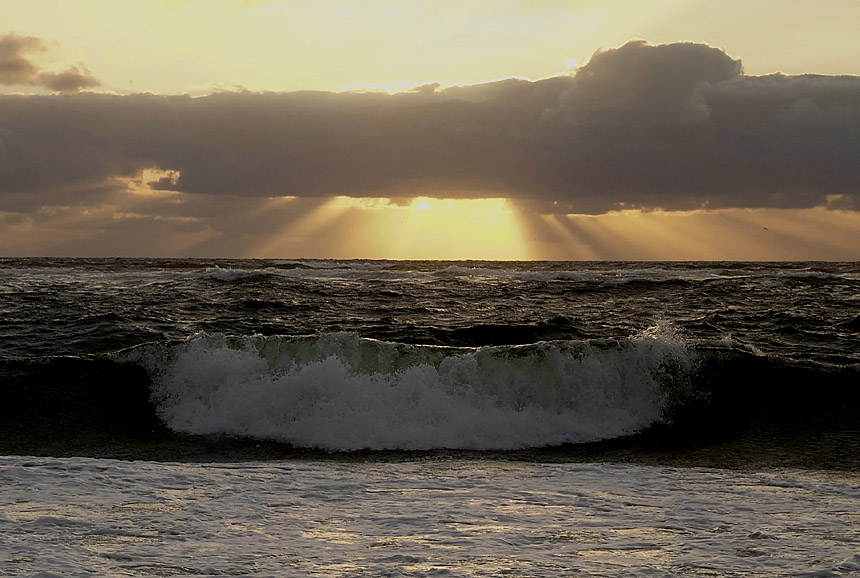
[2,258,859,469]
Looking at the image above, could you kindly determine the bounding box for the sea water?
[3,457,860,576]
[1,259,859,575]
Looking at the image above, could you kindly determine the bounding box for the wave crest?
[119,331,696,451]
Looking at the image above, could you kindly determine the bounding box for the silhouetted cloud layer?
[1,40,858,214]
[0,33,99,92]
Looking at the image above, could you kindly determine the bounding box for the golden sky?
[7,0,860,94]
[2,0,860,260]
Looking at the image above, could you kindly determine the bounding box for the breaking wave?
[117,329,697,451]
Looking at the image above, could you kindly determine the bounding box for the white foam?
[204,265,269,281]
[3,456,858,577]
[126,331,694,450]
[435,264,727,284]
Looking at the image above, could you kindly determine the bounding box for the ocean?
[1,258,859,576]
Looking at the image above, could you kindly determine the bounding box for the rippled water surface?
[3,456,860,577]
[2,259,860,575]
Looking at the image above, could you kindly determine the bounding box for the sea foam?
[123,329,694,451]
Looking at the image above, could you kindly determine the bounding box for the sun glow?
[523,208,860,261]
[393,197,529,260]
[259,196,531,260]
[116,168,181,196]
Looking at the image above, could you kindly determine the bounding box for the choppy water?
[2,259,859,575]
[1,258,858,458]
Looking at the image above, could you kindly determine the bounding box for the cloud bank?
[1,40,858,217]
[0,33,99,92]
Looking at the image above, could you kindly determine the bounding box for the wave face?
[3,259,859,464]
[118,330,694,451]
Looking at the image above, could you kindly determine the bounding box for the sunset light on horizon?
[2,0,860,260]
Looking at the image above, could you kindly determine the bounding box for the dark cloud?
[556,40,743,125]
[0,33,100,92]
[1,40,858,214]
[36,66,100,92]
[0,34,42,84]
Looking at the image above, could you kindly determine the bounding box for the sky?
[2,0,860,260]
